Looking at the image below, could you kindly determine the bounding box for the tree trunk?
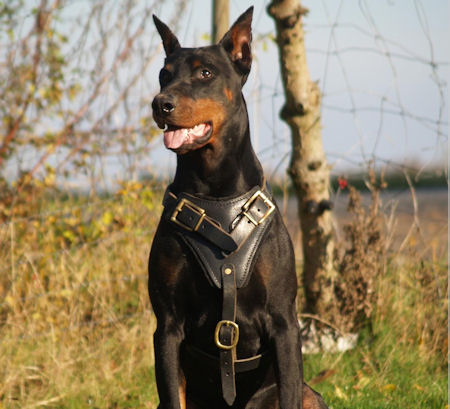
[212,0,229,43]
[267,0,336,316]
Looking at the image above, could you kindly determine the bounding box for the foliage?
[333,168,386,333]
[0,185,447,408]
[1,1,73,165]
[0,182,163,408]
[0,0,187,189]
[304,256,447,409]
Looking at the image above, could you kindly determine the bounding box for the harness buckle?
[214,320,239,350]
[242,190,275,226]
[170,198,206,231]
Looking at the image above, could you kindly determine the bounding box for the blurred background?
[0,1,447,408]
[1,0,448,186]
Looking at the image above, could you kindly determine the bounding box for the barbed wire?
[0,1,447,347]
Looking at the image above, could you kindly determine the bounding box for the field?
[0,181,447,408]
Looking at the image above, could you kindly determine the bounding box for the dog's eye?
[159,69,172,85]
[199,69,212,79]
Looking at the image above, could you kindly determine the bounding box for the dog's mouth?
[163,122,212,152]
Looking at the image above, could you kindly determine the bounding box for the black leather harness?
[162,183,276,406]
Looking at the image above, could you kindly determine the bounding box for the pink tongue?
[163,123,210,149]
[164,128,187,149]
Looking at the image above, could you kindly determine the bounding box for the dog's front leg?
[273,316,303,409]
[153,315,186,409]
[148,233,187,409]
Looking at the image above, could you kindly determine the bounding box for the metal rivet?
[224,268,232,275]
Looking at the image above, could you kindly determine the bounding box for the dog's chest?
[162,185,275,289]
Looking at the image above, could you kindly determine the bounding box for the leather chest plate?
[162,185,275,288]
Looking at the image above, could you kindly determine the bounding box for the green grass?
[304,256,448,409]
[303,330,447,408]
[0,184,447,408]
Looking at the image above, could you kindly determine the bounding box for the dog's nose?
[152,94,176,116]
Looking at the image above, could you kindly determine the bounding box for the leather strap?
[163,191,238,252]
[162,187,275,254]
[229,191,275,246]
[218,264,237,406]
[162,184,276,404]
[182,344,268,373]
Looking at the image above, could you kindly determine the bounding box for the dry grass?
[0,179,447,408]
[333,169,386,333]
[0,181,160,408]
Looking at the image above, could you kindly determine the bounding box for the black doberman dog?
[148,7,329,409]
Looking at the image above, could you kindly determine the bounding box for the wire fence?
[249,0,448,179]
[0,0,447,353]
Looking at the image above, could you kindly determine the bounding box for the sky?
[5,0,447,186]
[148,0,448,178]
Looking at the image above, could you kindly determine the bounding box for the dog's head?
[152,7,253,155]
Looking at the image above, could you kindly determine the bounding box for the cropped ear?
[219,7,253,79]
[153,15,181,56]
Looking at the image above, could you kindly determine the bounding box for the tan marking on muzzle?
[173,97,226,146]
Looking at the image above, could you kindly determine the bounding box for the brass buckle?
[214,320,239,350]
[242,190,275,226]
[170,198,205,231]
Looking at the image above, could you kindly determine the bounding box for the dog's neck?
[171,101,263,198]
[172,134,263,198]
